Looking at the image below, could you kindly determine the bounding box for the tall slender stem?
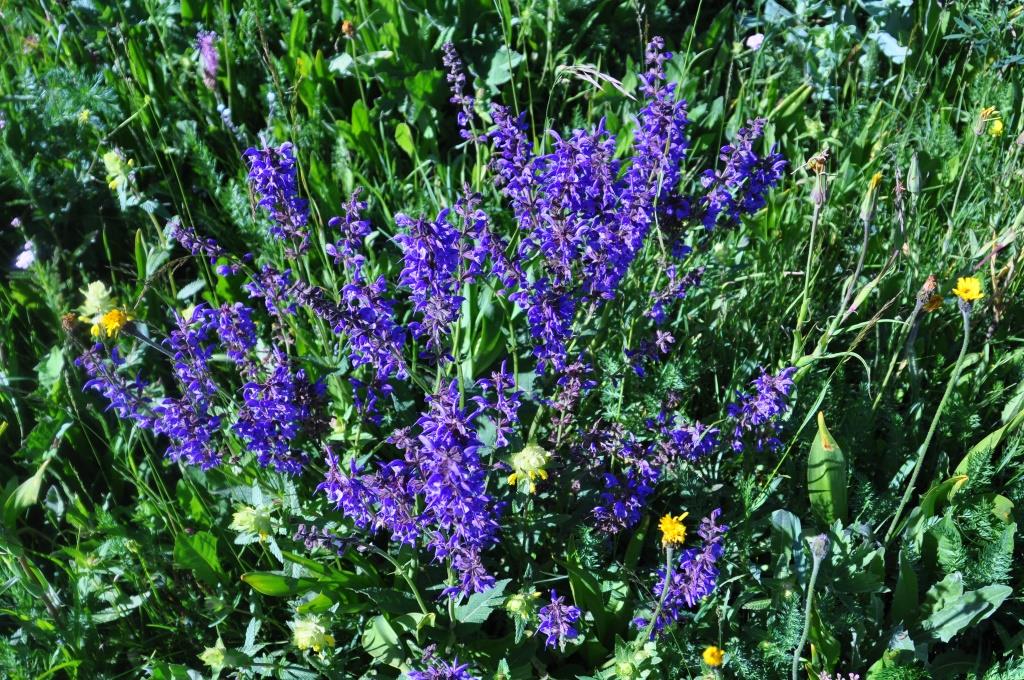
[884,304,972,544]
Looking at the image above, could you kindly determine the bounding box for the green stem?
[791,538,826,680]
[884,304,972,544]
[791,197,823,364]
[643,545,674,641]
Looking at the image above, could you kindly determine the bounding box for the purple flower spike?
[537,590,582,649]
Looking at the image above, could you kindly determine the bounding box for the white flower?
[14,241,35,269]
[745,33,765,51]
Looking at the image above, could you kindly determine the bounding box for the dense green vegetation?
[2,1,1023,678]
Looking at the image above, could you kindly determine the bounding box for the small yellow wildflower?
[952,276,983,302]
[290,617,335,653]
[507,442,550,494]
[868,171,883,191]
[922,294,944,313]
[659,512,689,546]
[702,645,725,667]
[989,118,1004,137]
[90,308,132,338]
[77,109,91,125]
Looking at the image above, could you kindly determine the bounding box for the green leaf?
[394,122,415,158]
[954,410,1024,476]
[919,585,1012,643]
[241,572,316,596]
[807,412,847,525]
[486,46,524,90]
[176,278,206,300]
[173,531,223,586]
[454,578,510,624]
[4,460,51,524]
[361,615,402,667]
[891,549,918,626]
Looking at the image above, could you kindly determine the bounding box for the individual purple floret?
[472,360,522,448]
[441,43,477,141]
[633,509,728,637]
[168,220,245,275]
[196,31,219,90]
[727,366,797,452]
[537,590,582,649]
[232,349,327,475]
[243,142,310,253]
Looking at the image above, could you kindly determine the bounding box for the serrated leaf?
[454,578,510,624]
[807,412,847,525]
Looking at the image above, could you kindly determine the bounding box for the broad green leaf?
[4,460,52,525]
[919,585,1012,643]
[241,572,317,596]
[394,123,415,158]
[807,412,847,524]
[361,615,402,667]
[486,46,524,90]
[454,578,510,624]
[173,531,223,586]
[891,550,918,626]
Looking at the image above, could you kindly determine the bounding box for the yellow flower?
[659,512,689,546]
[77,109,91,125]
[507,442,550,494]
[989,119,1004,137]
[952,276,983,302]
[868,171,883,191]
[702,645,725,667]
[290,617,335,653]
[922,294,944,313]
[90,308,132,338]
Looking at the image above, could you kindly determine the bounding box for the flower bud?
[859,172,883,223]
[907,152,921,195]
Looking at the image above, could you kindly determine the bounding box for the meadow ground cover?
[2,1,1024,678]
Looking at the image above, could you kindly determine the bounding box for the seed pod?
[907,152,921,195]
[807,411,847,525]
